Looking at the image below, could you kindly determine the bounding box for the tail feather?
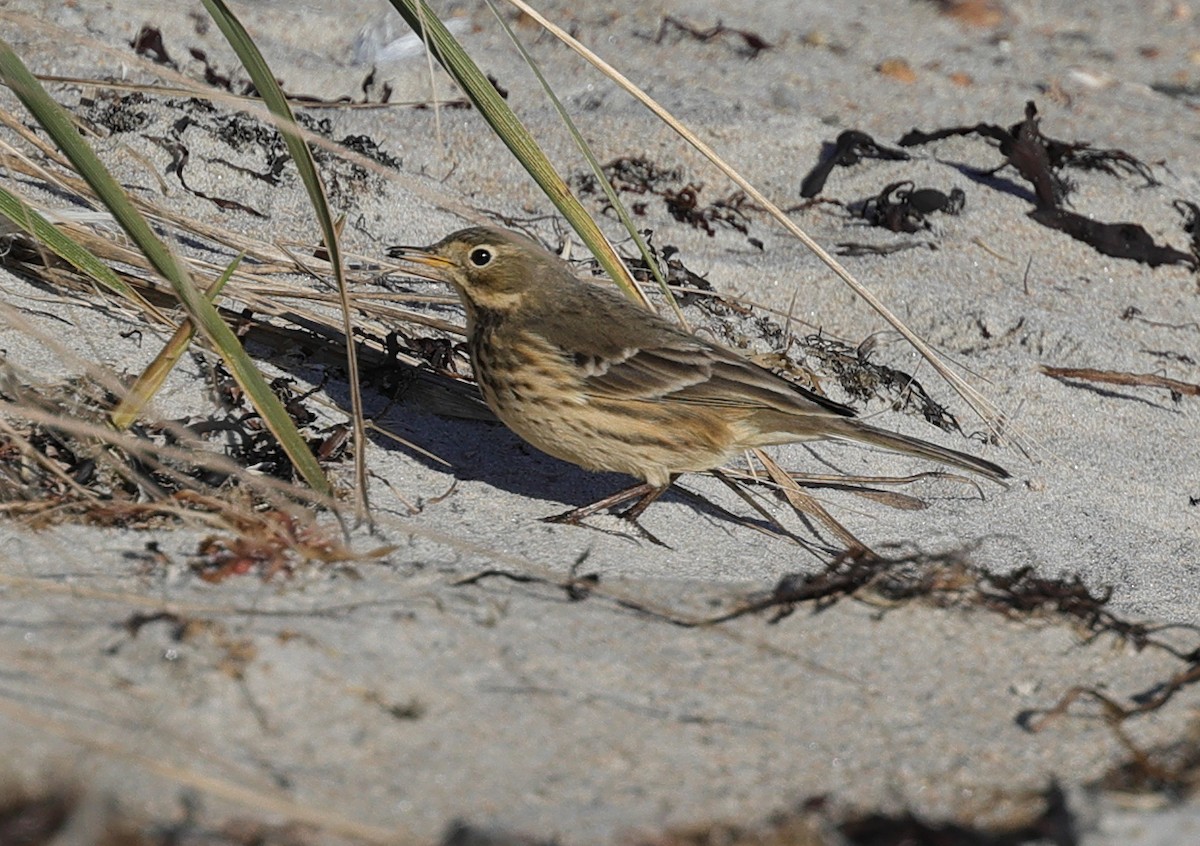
[832,420,1010,481]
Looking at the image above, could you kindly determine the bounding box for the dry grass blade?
[0,30,481,507]
[1,204,488,427]
[1040,364,1200,398]
[109,253,242,431]
[724,467,941,511]
[0,393,336,530]
[0,182,164,320]
[0,303,342,534]
[502,0,1024,455]
[751,448,871,554]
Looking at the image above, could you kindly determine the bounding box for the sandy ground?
[1,0,1199,843]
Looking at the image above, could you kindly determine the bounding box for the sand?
[1,0,1198,843]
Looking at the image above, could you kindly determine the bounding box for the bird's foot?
[543,482,671,547]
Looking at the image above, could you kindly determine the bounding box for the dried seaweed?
[574,156,754,236]
[0,360,345,530]
[1095,716,1200,802]
[800,130,911,198]
[650,16,774,58]
[900,101,1191,268]
[858,180,965,233]
[798,335,961,432]
[1029,208,1193,268]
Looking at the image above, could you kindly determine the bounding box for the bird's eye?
[468,247,493,267]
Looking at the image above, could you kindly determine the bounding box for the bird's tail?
[829,419,1010,481]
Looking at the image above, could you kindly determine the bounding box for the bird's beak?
[386,244,455,277]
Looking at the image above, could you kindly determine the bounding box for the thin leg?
[543,479,674,547]
[543,481,661,524]
[619,483,669,523]
[616,484,671,547]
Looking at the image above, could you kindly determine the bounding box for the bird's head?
[389,226,561,314]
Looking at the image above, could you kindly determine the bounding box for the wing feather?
[581,336,853,418]
[529,274,855,419]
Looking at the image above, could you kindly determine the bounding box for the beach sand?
[1,0,1198,842]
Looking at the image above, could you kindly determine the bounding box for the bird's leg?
[543,481,661,525]
[615,483,671,547]
[543,479,675,547]
[618,482,671,523]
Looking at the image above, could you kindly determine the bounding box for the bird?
[388,226,1008,529]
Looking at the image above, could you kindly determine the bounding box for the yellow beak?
[387,245,455,279]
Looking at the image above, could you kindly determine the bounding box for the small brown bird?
[389,226,1007,525]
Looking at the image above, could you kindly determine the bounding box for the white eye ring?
[468,247,494,267]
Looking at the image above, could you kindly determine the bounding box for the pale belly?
[485,384,739,488]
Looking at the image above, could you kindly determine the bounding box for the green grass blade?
[202,0,368,517]
[0,37,332,496]
[482,0,682,322]
[0,184,165,319]
[386,0,645,305]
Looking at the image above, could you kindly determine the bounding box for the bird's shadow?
[367,396,789,537]
[375,403,651,507]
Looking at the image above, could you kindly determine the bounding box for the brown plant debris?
[1039,365,1200,401]
[899,101,1159,191]
[663,184,753,236]
[1020,650,1200,733]
[684,295,963,432]
[1118,306,1200,333]
[1173,198,1200,262]
[0,361,344,530]
[359,66,394,104]
[622,242,715,302]
[572,156,683,198]
[712,550,1175,651]
[573,156,754,236]
[145,128,268,217]
[1094,715,1200,803]
[74,90,398,209]
[191,510,361,583]
[796,335,963,433]
[130,24,175,67]
[457,548,1168,649]
[858,180,965,233]
[702,550,1139,630]
[108,610,257,681]
[898,101,1195,269]
[1029,208,1194,268]
[800,131,911,198]
[835,240,936,257]
[651,16,774,58]
[129,22,391,108]
[385,329,466,374]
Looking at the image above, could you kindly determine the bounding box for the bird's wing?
[577,336,855,418]
[528,276,855,418]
